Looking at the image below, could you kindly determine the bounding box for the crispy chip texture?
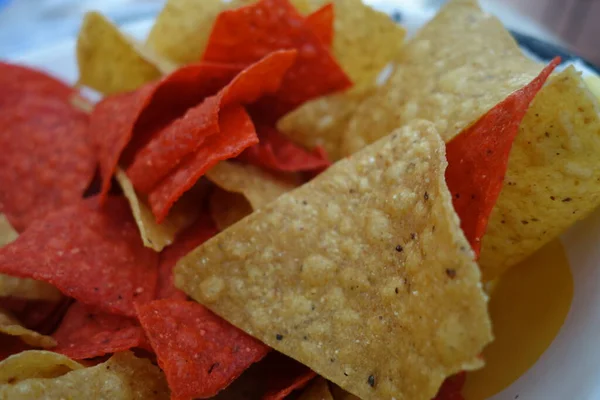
[136,299,269,399]
[77,11,164,95]
[0,351,170,399]
[176,121,492,400]
[0,350,82,383]
[0,308,56,348]
[479,67,600,279]
[209,189,254,231]
[0,214,61,301]
[53,302,147,360]
[206,161,296,209]
[299,378,334,400]
[341,0,542,156]
[0,197,158,316]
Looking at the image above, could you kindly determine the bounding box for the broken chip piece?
[175,120,492,400]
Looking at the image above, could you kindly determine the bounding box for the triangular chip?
[0,214,61,302]
[0,351,170,399]
[341,0,543,156]
[136,299,269,399]
[0,350,83,384]
[175,121,492,400]
[298,378,334,400]
[0,197,158,317]
[0,307,56,349]
[305,4,334,47]
[480,66,600,279]
[53,302,148,360]
[77,11,171,95]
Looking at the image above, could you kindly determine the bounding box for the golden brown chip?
[299,377,334,400]
[0,351,83,383]
[209,188,254,231]
[330,383,360,400]
[0,308,56,348]
[0,351,170,399]
[176,121,492,400]
[205,161,297,209]
[341,0,542,156]
[0,215,62,301]
[77,11,169,95]
[277,86,375,161]
[479,67,600,280]
[115,169,205,251]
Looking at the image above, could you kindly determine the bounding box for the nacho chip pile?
[1,0,600,399]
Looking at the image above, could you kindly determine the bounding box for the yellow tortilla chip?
[480,67,600,280]
[341,0,542,156]
[277,86,375,161]
[0,351,170,400]
[0,351,83,384]
[0,308,56,348]
[209,188,254,231]
[176,121,492,400]
[115,169,205,252]
[77,11,170,95]
[330,383,360,400]
[205,161,297,209]
[0,215,61,301]
[585,75,600,100]
[299,378,334,400]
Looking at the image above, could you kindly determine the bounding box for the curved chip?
[0,350,83,384]
[0,197,158,317]
[175,121,492,400]
[0,308,56,349]
[53,302,148,360]
[0,351,170,400]
[136,299,269,399]
[77,11,168,95]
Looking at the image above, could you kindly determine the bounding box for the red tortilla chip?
[136,299,270,399]
[240,125,331,173]
[157,215,218,300]
[126,50,297,194]
[0,76,95,232]
[445,58,559,256]
[53,302,148,360]
[203,0,351,117]
[0,62,74,107]
[148,105,258,222]
[0,197,158,316]
[90,62,242,200]
[433,372,466,400]
[305,4,334,47]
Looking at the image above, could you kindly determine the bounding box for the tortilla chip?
[77,11,165,95]
[0,214,17,246]
[330,384,359,400]
[585,75,600,99]
[0,67,95,233]
[136,299,269,399]
[479,66,600,280]
[0,351,170,399]
[209,189,254,231]
[126,50,296,194]
[0,307,56,348]
[299,378,334,400]
[263,360,316,400]
[175,120,492,400]
[0,350,83,383]
[0,197,158,317]
[203,0,351,118]
[157,215,218,300]
[53,302,148,360]
[206,161,297,209]
[240,125,331,173]
[277,85,374,161]
[446,59,558,256]
[305,4,334,47]
[115,169,206,251]
[341,0,543,156]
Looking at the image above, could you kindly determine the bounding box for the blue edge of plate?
[389,10,600,75]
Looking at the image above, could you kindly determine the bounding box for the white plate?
[6,8,600,400]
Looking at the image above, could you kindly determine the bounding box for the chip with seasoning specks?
[175,120,492,400]
[0,351,170,400]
